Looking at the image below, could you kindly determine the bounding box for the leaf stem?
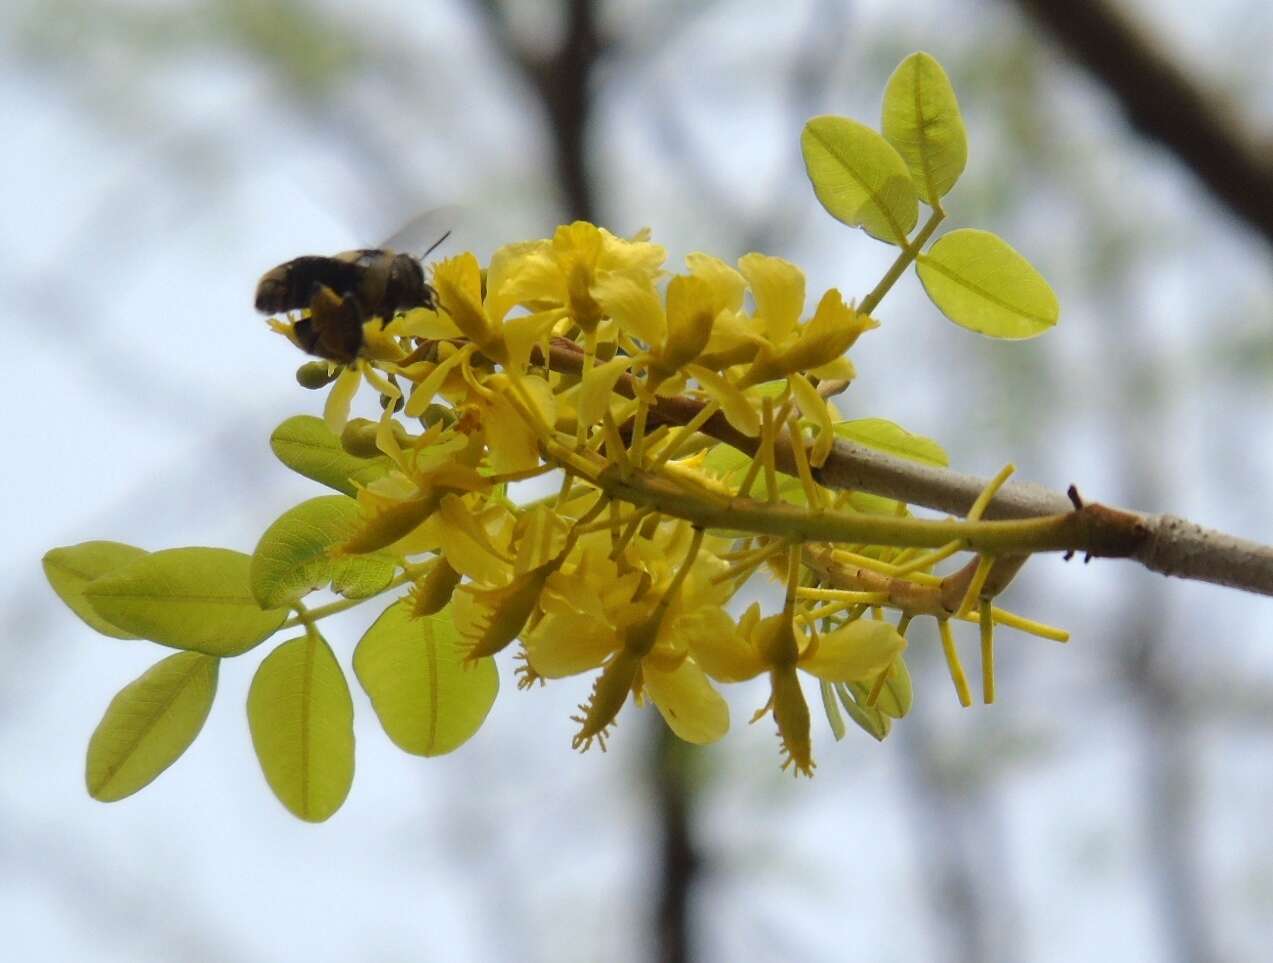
[858,207,946,317]
[280,571,415,630]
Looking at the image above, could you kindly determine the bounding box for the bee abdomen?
[254,256,363,314]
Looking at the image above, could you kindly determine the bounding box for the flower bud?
[340,418,381,458]
[296,361,339,389]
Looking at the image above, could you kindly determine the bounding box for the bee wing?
[379,205,469,258]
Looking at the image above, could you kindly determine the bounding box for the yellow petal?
[484,392,542,475]
[738,253,805,342]
[434,253,504,360]
[404,343,475,417]
[685,253,746,313]
[436,494,514,583]
[780,290,869,374]
[506,308,565,371]
[789,372,834,468]
[644,660,729,745]
[808,356,856,382]
[658,275,717,373]
[395,305,463,339]
[338,489,442,556]
[485,239,547,322]
[591,273,665,345]
[800,618,906,682]
[511,503,570,573]
[496,247,565,308]
[555,220,604,259]
[323,365,363,435]
[579,355,636,427]
[598,226,667,278]
[682,608,764,682]
[690,365,761,437]
[524,612,617,677]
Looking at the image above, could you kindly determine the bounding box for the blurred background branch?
[1013,0,1273,249]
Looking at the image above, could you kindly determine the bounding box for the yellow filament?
[979,597,995,705]
[938,618,972,707]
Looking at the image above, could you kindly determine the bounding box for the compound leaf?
[916,229,1059,338]
[86,651,218,801]
[84,548,287,656]
[354,601,498,757]
[248,633,354,822]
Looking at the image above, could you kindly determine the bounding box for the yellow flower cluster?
[281,221,1049,775]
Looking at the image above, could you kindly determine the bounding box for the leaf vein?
[918,257,1052,324]
[808,126,907,244]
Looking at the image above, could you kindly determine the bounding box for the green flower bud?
[296,361,339,389]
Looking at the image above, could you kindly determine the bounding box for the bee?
[255,214,455,363]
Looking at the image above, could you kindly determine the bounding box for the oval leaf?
[84,548,288,656]
[881,52,967,205]
[251,496,397,609]
[916,229,1059,338]
[86,652,219,801]
[248,633,354,822]
[43,541,148,639]
[833,418,949,467]
[801,115,918,245]
[354,601,498,757]
[270,415,391,496]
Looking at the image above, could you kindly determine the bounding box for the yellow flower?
[432,253,507,363]
[729,253,874,388]
[500,221,667,336]
[689,601,906,775]
[523,529,732,748]
[330,424,491,557]
[462,371,556,475]
[588,264,742,395]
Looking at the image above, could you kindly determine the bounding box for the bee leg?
[303,283,365,363]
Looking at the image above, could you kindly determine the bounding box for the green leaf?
[248,633,355,822]
[801,115,918,245]
[916,229,1059,338]
[43,541,149,639]
[354,601,498,756]
[84,548,288,656]
[702,443,805,508]
[835,682,892,741]
[881,52,967,206]
[86,652,218,801]
[330,553,398,599]
[833,418,949,467]
[251,496,397,609]
[270,415,392,496]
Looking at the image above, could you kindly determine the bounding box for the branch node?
[1067,484,1084,509]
